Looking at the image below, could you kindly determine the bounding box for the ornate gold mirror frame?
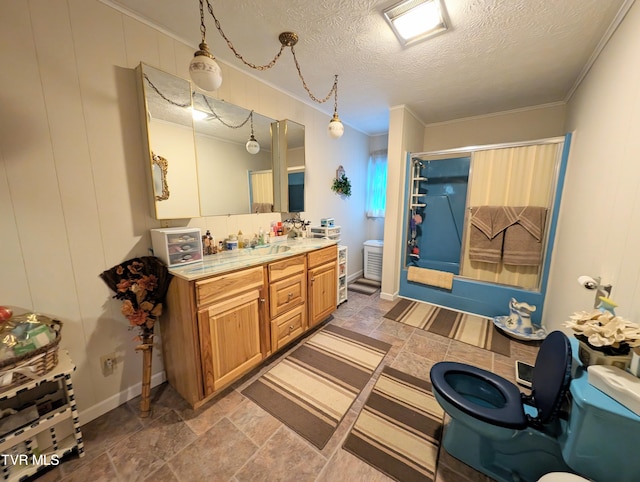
[151,152,170,201]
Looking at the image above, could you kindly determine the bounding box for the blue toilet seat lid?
[431,362,528,429]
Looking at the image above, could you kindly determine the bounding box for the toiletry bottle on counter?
[226,234,238,250]
[238,230,244,248]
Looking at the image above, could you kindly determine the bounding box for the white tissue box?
[588,364,640,416]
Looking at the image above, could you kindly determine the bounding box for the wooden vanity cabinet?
[268,255,307,351]
[196,266,264,397]
[162,245,338,409]
[307,245,338,328]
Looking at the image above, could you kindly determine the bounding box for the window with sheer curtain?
[366,150,388,218]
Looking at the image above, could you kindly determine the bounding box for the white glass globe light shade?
[328,114,344,139]
[246,137,260,155]
[189,44,222,91]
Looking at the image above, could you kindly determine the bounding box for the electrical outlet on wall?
[101,353,117,376]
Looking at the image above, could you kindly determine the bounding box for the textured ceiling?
[105,0,629,135]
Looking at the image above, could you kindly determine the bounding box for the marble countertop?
[169,238,337,281]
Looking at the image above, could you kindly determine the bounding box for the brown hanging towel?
[502,206,547,266]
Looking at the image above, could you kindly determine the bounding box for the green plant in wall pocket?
[331,165,352,197]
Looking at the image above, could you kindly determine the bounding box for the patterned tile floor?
[34,291,540,482]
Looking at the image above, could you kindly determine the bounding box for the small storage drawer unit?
[310,225,341,242]
[338,245,348,305]
[151,227,203,268]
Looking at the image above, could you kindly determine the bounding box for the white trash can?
[364,240,383,281]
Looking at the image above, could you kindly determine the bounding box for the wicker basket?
[0,318,62,392]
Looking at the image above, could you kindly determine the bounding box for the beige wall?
[544,1,640,332]
[423,103,567,152]
[0,0,370,423]
[381,106,425,299]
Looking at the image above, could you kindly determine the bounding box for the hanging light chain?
[198,1,340,120]
[290,46,338,106]
[200,93,252,129]
[199,0,207,42]
[144,74,191,108]
[205,0,285,70]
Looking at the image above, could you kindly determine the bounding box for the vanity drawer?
[196,266,264,307]
[268,255,306,282]
[307,245,337,269]
[271,304,306,352]
[269,273,306,318]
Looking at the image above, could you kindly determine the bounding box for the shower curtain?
[460,143,559,289]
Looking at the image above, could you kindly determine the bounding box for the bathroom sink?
[249,244,291,255]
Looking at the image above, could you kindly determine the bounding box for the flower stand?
[135,336,154,418]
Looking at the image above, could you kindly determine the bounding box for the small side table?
[0,350,84,480]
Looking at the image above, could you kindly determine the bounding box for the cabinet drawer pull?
[289,325,294,331]
[288,292,293,299]
[260,298,266,303]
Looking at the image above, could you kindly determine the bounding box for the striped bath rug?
[343,366,444,482]
[242,324,392,449]
[384,298,511,356]
[348,277,381,295]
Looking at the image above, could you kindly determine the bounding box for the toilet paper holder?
[578,275,612,308]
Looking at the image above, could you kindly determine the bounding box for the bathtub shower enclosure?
[399,135,571,324]
[407,156,470,274]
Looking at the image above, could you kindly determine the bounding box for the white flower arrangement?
[564,310,640,349]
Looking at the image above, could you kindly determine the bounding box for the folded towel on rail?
[502,206,547,266]
[407,266,454,290]
[468,206,517,263]
[252,202,273,213]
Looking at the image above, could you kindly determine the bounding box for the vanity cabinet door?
[198,289,263,396]
[308,260,337,328]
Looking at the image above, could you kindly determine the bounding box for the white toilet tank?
[538,473,589,482]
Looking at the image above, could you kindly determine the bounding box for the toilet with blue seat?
[430,330,639,482]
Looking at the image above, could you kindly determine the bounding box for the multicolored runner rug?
[384,298,511,356]
[242,324,391,449]
[343,366,444,482]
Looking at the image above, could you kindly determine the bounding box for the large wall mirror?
[136,63,201,219]
[136,62,305,218]
[272,120,306,213]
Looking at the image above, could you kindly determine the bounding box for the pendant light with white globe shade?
[245,111,261,154]
[327,75,344,138]
[189,0,222,91]
[190,0,344,138]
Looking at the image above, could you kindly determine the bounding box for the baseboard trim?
[78,371,167,425]
[347,270,363,283]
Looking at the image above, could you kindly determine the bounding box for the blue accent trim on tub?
[539,133,572,300]
[399,134,572,325]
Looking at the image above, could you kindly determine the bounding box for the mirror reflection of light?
[191,108,209,121]
[394,2,442,40]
